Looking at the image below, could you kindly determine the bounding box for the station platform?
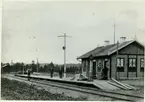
[15,74,136,90]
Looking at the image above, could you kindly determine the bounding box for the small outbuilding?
[77,38,144,79]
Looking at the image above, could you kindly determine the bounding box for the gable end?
[119,41,144,55]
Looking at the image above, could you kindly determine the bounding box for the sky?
[2,0,145,64]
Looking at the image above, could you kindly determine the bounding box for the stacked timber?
[110,78,136,90]
[93,80,119,90]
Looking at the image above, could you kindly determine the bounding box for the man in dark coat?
[101,60,108,80]
[59,67,63,78]
[103,67,108,80]
[28,69,31,81]
[50,67,53,78]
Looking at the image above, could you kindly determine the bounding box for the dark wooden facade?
[79,40,144,79]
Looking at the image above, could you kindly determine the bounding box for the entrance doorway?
[92,61,96,79]
[102,59,109,80]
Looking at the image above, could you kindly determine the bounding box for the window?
[128,58,137,72]
[98,60,102,72]
[129,59,132,67]
[121,59,124,67]
[117,58,124,72]
[140,58,144,72]
[117,59,120,67]
[117,58,124,67]
[129,58,136,67]
[141,58,144,68]
[133,59,136,67]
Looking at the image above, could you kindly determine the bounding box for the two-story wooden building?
[77,38,144,79]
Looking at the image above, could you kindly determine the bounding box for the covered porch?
[80,55,111,80]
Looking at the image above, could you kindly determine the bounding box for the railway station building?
[77,37,144,79]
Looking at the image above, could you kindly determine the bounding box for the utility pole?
[115,41,119,79]
[114,20,116,44]
[36,58,39,73]
[58,33,71,78]
[36,48,39,73]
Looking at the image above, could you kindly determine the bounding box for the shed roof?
[77,40,143,59]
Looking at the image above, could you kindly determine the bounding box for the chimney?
[104,40,110,46]
[120,37,126,43]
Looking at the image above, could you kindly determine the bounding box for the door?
[92,61,96,79]
[104,60,109,79]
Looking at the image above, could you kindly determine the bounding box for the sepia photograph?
[1,0,145,101]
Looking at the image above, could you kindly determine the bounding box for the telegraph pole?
[115,41,119,79]
[36,58,39,73]
[114,20,116,44]
[58,33,71,78]
[36,48,39,73]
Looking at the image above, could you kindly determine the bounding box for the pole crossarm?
[58,35,72,37]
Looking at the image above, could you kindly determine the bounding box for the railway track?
[3,74,144,101]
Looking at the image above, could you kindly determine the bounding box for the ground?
[119,79,144,97]
[1,77,87,100]
[1,74,144,101]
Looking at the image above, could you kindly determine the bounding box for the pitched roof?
[77,40,143,59]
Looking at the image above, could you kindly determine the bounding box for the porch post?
[81,60,84,74]
[89,60,92,78]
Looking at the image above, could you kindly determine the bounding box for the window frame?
[140,58,144,72]
[129,58,136,68]
[97,60,102,72]
[117,58,125,72]
[128,58,137,72]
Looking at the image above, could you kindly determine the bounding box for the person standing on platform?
[59,66,62,78]
[28,69,31,81]
[103,67,108,80]
[101,60,108,80]
[50,67,53,78]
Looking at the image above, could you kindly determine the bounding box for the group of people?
[27,67,64,81]
[50,67,63,78]
[27,61,109,81]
